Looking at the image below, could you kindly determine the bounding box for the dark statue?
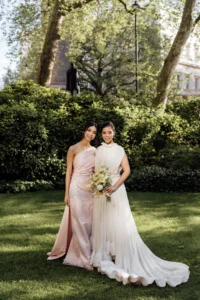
[66,63,79,96]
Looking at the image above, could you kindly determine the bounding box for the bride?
[90,121,190,287]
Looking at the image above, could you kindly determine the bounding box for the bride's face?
[84,126,97,142]
[102,126,114,144]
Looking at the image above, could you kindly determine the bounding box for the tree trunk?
[38,0,64,86]
[38,0,94,87]
[153,0,197,109]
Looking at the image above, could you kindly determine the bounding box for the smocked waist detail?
[73,170,93,176]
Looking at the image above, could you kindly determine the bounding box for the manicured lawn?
[0,191,199,300]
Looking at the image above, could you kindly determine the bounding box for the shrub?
[0,81,129,186]
[1,81,200,193]
[167,96,200,123]
[126,166,200,192]
[0,180,55,193]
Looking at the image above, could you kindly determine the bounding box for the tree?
[1,0,94,86]
[38,0,95,87]
[0,0,167,90]
[0,0,51,83]
[3,68,18,85]
[64,6,136,95]
[2,0,200,102]
[38,0,65,86]
[63,1,165,96]
[153,0,200,109]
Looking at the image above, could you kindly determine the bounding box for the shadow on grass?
[0,249,198,300]
[0,191,64,218]
[0,191,200,300]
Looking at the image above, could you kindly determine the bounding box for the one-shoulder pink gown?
[47,147,96,269]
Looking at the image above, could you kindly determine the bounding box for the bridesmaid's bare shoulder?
[67,144,77,156]
[69,142,84,156]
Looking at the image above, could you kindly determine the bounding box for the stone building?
[176,39,200,95]
[50,40,69,90]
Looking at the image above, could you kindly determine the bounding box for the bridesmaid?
[47,122,97,270]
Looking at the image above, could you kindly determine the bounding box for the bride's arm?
[105,154,130,194]
[64,146,74,205]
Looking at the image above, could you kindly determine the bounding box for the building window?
[186,77,190,90]
[195,77,200,90]
[177,74,181,88]
[195,48,200,62]
[186,43,191,60]
[195,78,198,90]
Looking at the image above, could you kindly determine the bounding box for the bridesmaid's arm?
[64,146,74,205]
[105,154,130,194]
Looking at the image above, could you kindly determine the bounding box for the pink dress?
[47,147,96,269]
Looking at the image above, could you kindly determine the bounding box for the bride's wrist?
[112,185,117,191]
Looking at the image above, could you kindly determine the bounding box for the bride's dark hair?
[101,121,115,133]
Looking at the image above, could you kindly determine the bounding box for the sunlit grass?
[0,191,199,300]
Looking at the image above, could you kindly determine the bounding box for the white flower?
[97,184,103,191]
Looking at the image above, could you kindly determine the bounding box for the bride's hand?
[104,185,116,194]
[64,195,70,206]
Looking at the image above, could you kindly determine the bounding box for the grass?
[0,190,200,300]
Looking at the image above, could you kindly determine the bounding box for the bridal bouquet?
[86,166,112,201]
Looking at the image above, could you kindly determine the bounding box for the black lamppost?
[132,1,144,93]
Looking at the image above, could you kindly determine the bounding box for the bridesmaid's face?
[102,126,114,144]
[84,126,97,142]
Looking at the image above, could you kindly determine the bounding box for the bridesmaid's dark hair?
[101,121,115,134]
[83,121,99,147]
[83,121,98,133]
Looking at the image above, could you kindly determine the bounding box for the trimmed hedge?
[1,80,200,193]
[2,166,200,193]
[126,166,200,192]
[0,180,55,193]
[0,81,127,184]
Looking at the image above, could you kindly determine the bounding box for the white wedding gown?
[90,143,190,287]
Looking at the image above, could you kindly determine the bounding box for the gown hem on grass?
[90,143,190,287]
[48,147,96,269]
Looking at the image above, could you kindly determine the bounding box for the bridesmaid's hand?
[104,185,116,195]
[64,195,70,206]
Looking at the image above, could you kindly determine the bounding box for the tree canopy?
[1,0,200,108]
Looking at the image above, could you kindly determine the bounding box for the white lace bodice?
[95,143,125,177]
